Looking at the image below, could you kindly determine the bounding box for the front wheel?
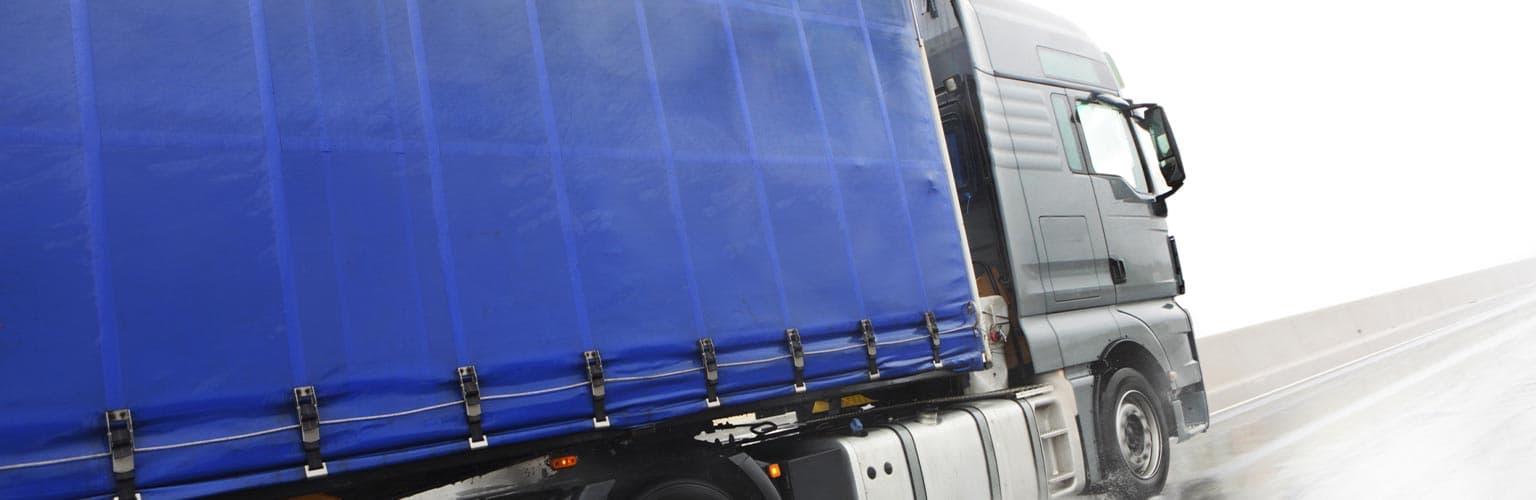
[1096,369,1170,499]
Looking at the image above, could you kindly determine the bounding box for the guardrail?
[1198,258,1536,412]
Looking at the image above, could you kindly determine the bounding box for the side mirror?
[1141,105,1185,190]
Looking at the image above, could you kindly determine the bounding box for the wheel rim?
[1114,389,1163,480]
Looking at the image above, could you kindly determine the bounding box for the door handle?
[1108,258,1127,285]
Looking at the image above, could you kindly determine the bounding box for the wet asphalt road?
[1154,287,1536,500]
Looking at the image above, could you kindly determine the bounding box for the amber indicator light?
[549,455,579,470]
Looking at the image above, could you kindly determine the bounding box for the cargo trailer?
[0,0,1206,498]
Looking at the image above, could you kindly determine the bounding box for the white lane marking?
[1209,285,1536,422]
[1207,311,1536,478]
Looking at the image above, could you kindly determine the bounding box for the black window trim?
[1058,93,1158,197]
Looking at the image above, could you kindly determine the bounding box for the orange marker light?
[766,463,782,479]
[549,455,579,470]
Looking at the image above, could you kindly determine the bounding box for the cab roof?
[963,0,1121,93]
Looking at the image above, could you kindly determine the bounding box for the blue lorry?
[1,1,1205,498]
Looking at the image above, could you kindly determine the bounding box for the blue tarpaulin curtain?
[0,0,980,497]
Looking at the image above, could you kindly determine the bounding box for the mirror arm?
[1154,183,1182,203]
[1088,92,1133,111]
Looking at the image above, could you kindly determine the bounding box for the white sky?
[1026,0,1536,333]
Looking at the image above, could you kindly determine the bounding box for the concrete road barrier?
[1198,259,1536,412]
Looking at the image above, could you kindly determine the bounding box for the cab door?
[1022,92,1116,311]
[1068,95,1180,303]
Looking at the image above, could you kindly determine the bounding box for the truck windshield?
[1076,102,1149,193]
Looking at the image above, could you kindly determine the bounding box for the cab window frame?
[1050,93,1090,174]
[1053,93,1158,196]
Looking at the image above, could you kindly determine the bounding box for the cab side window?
[1049,95,1089,174]
[1074,102,1150,193]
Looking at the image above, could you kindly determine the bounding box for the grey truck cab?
[916,0,1208,494]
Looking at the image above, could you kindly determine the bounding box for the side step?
[1022,386,1084,498]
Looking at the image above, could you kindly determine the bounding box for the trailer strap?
[584,350,610,429]
[105,409,137,499]
[860,319,880,380]
[699,338,721,408]
[458,365,488,449]
[925,312,944,368]
[786,328,807,393]
[292,386,328,478]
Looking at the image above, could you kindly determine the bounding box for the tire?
[631,479,733,500]
[1096,368,1170,499]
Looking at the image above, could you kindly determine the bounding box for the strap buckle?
[293,386,328,478]
[584,350,610,429]
[699,338,721,408]
[860,319,880,380]
[458,365,488,449]
[105,409,137,500]
[925,312,944,369]
[786,328,806,393]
